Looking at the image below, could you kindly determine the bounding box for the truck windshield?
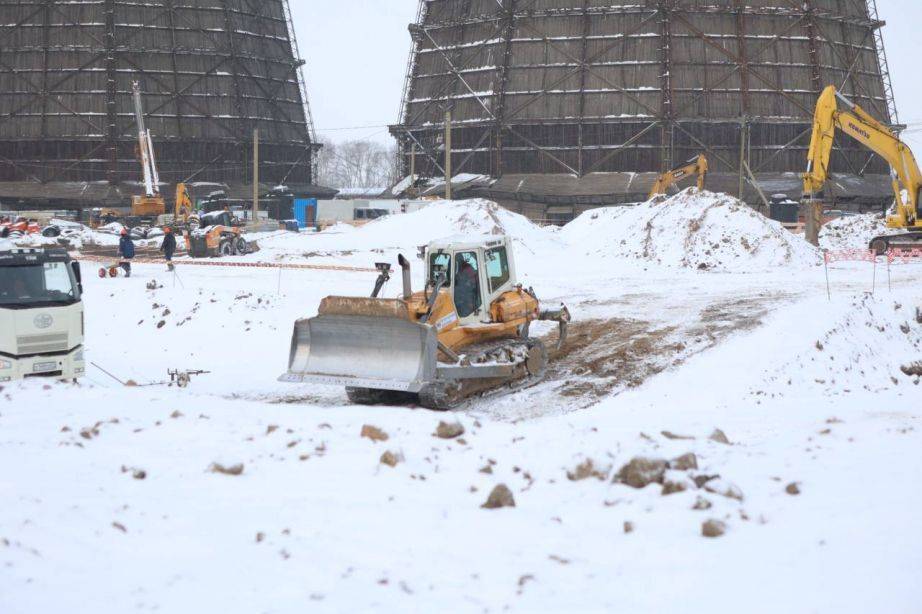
[0,263,79,308]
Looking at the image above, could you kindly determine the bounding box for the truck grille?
[17,333,69,355]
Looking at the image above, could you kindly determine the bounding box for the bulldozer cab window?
[429,252,452,287]
[454,251,482,318]
[486,247,510,293]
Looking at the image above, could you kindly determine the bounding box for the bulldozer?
[184,210,248,258]
[279,235,570,410]
[649,154,708,199]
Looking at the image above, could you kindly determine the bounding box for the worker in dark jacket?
[118,229,135,278]
[161,227,177,271]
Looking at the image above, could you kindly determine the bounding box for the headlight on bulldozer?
[0,360,11,370]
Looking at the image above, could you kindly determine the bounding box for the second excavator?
[649,154,708,200]
[279,236,570,410]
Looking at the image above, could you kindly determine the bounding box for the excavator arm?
[804,85,921,229]
[174,183,193,221]
[649,154,708,199]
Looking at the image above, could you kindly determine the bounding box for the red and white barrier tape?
[823,249,877,264]
[824,248,922,265]
[886,248,922,264]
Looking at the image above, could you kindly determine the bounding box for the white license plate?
[33,362,58,373]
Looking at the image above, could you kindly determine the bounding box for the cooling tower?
[392,0,899,219]
[0,0,319,208]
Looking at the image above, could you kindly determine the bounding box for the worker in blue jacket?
[118,229,135,277]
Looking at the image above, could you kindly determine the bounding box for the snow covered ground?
[2,194,920,613]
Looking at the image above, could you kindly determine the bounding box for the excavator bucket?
[278,297,438,393]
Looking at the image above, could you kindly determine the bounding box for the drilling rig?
[130,81,166,219]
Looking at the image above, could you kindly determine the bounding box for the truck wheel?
[870,237,889,256]
[219,241,233,257]
[235,237,248,255]
[42,226,61,238]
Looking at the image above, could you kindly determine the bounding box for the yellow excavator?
[279,236,570,410]
[649,154,708,199]
[804,85,922,253]
[168,182,200,230]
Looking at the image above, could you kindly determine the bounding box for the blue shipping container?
[293,198,318,229]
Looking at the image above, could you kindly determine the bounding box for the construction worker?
[161,227,177,271]
[454,257,481,318]
[118,228,135,278]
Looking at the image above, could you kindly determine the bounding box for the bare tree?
[315,140,397,189]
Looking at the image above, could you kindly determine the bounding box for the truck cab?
[425,236,517,325]
[0,244,85,382]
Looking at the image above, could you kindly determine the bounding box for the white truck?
[0,243,85,382]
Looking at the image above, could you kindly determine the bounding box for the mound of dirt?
[819,212,898,251]
[562,189,821,271]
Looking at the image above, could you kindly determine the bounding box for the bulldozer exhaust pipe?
[398,254,412,298]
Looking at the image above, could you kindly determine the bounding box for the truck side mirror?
[71,261,83,294]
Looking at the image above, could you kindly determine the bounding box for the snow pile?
[562,190,821,271]
[261,199,556,258]
[760,295,922,395]
[338,198,549,247]
[819,212,896,251]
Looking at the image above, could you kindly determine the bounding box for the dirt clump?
[662,431,695,441]
[901,362,922,377]
[435,421,465,439]
[702,519,727,538]
[567,459,610,482]
[709,429,731,445]
[692,496,713,511]
[670,453,698,471]
[482,484,515,509]
[380,451,403,467]
[209,462,244,476]
[704,478,744,501]
[361,425,389,443]
[785,482,801,496]
[662,479,689,496]
[614,457,668,489]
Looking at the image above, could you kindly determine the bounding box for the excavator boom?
[649,154,708,199]
[804,85,922,237]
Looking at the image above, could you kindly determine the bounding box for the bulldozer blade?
[279,313,438,393]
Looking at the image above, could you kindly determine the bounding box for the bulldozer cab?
[425,236,517,325]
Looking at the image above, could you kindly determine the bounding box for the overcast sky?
[291,1,922,148]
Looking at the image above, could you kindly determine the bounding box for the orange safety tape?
[73,254,377,273]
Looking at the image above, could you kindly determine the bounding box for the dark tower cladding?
[0,0,319,209]
[392,0,900,221]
